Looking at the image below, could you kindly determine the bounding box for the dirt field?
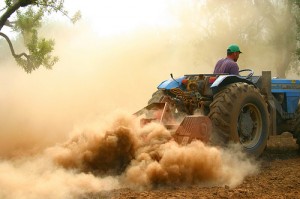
[84,133,300,199]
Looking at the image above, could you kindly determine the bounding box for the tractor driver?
[213,44,242,75]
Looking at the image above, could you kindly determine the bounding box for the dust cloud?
[1,0,294,198]
[0,111,258,199]
[47,112,258,191]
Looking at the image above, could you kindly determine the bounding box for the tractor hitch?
[134,102,212,144]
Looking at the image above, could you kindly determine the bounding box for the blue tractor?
[136,70,300,156]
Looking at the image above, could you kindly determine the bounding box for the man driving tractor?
[213,44,242,75]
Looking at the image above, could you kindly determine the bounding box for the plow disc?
[134,102,212,144]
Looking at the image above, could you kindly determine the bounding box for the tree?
[0,0,80,73]
[251,0,298,77]
[292,0,300,61]
[169,0,300,77]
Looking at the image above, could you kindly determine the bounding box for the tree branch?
[0,1,22,30]
[20,0,36,7]
[36,2,71,20]
[0,0,37,30]
[0,32,30,59]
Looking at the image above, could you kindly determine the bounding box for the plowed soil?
[85,133,300,199]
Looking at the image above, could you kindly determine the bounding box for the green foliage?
[71,11,81,24]
[12,6,58,72]
[5,0,13,7]
[294,0,300,6]
[1,0,80,73]
[16,29,58,73]
[14,7,43,33]
[36,0,65,14]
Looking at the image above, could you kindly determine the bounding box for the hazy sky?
[64,0,178,36]
[1,0,198,149]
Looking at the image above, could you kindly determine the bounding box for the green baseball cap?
[227,44,242,53]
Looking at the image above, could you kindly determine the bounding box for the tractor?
[135,70,300,156]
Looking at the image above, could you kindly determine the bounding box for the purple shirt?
[213,58,239,75]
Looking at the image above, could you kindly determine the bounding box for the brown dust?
[2,1,297,198]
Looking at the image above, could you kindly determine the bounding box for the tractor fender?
[157,76,186,90]
[211,75,254,94]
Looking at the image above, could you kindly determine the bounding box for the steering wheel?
[239,69,254,79]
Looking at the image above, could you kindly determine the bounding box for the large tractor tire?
[208,82,269,157]
[293,126,300,147]
[292,106,300,147]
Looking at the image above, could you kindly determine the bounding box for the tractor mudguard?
[211,75,254,94]
[157,76,186,90]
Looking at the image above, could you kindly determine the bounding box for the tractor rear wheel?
[208,82,269,157]
[293,127,300,147]
[292,106,300,147]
